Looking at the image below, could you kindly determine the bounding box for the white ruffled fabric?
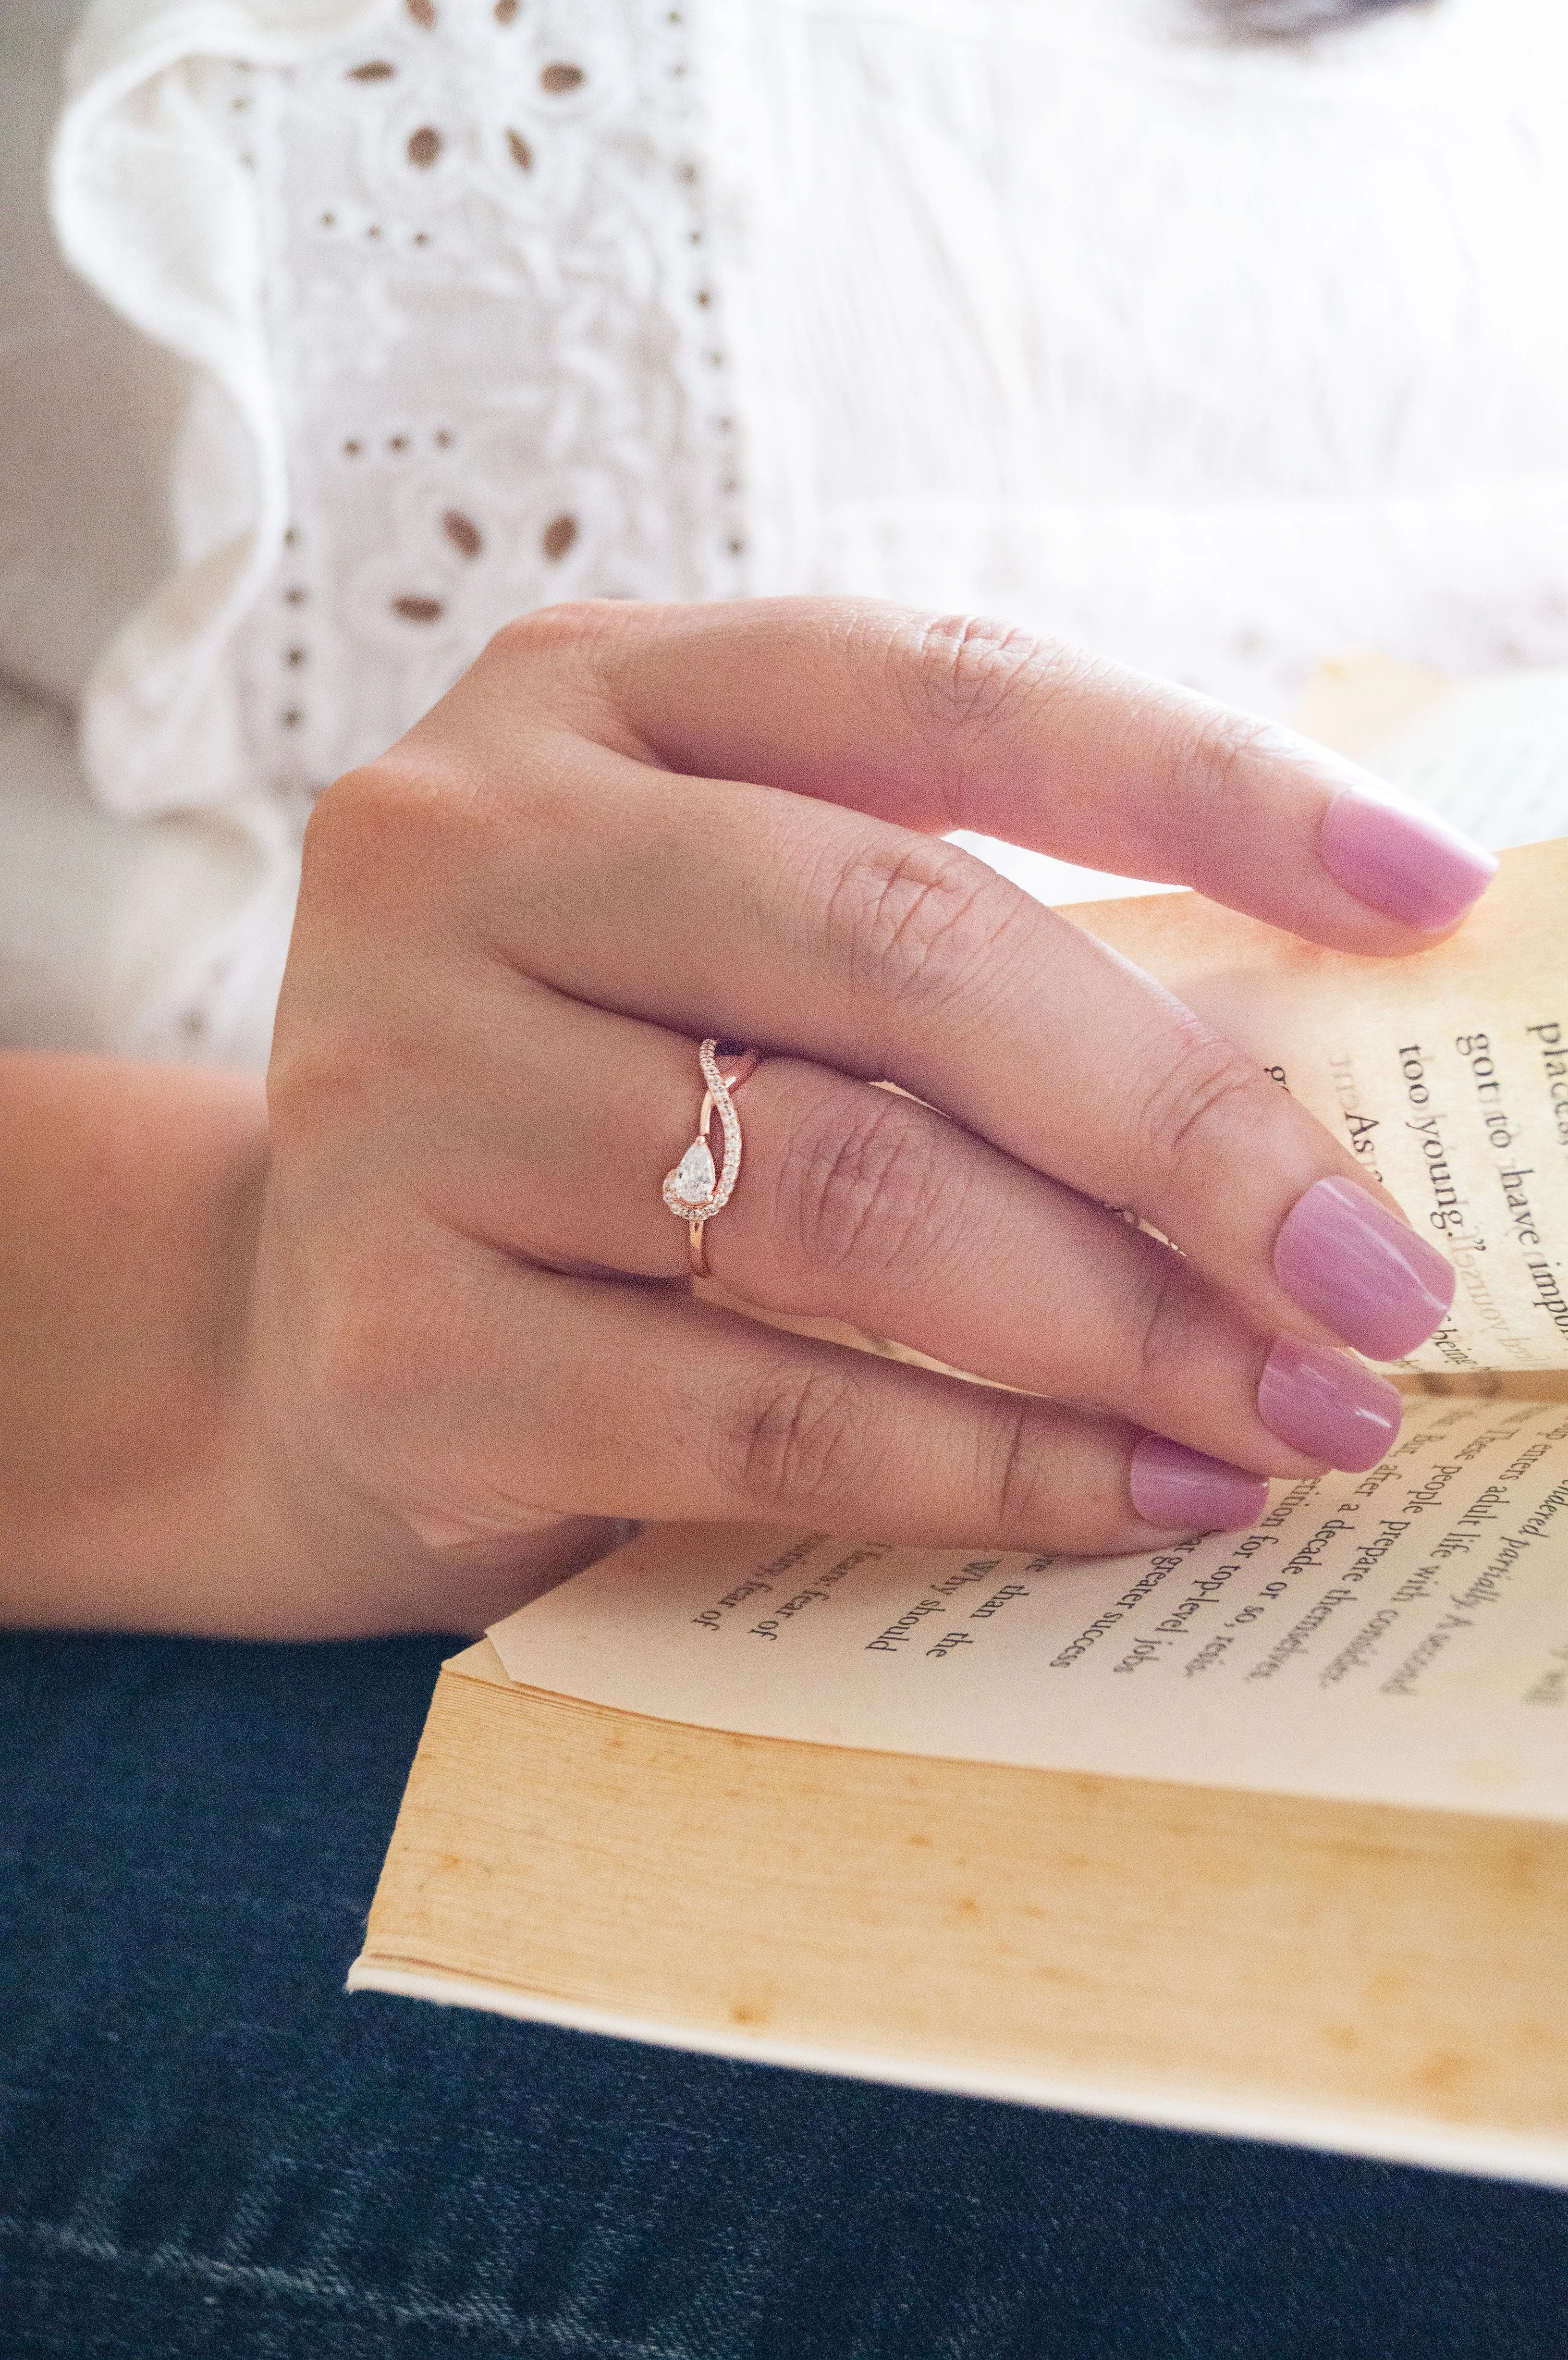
[9,0,1568,1058]
[49,0,386,816]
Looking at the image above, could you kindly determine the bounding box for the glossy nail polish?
[1274,1176,1455,1360]
[1129,1434,1270,1532]
[1257,1335,1402,1473]
[1320,791,1497,931]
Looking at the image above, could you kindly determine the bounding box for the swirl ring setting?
[662,1039,759,1275]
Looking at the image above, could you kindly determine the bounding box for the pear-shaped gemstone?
[670,1137,716,1204]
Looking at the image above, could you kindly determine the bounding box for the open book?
[350,841,1568,2185]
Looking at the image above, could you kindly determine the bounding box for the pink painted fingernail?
[1274,1176,1455,1359]
[1257,1335,1402,1473]
[1129,1434,1270,1532]
[1320,791,1497,931]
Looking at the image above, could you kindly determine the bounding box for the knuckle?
[1127,1243,1200,1401]
[879,611,1102,815]
[786,1090,950,1284]
[303,758,452,907]
[1162,706,1283,861]
[1131,1018,1282,1191]
[988,1399,1061,1542]
[276,766,450,1125]
[824,835,1025,1008]
[485,598,633,672]
[721,1361,863,1512]
[896,611,1052,745]
[302,760,392,873]
[480,600,658,759]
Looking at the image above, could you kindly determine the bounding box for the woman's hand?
[219,598,1481,1636]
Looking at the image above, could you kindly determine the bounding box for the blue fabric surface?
[1,1629,1565,2359]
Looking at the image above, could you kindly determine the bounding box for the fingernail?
[1129,1434,1270,1532]
[1257,1334,1402,1473]
[1274,1175,1455,1359]
[1320,790,1497,931]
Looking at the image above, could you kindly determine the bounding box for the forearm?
[0,1055,274,1629]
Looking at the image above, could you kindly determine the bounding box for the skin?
[0,599,1476,1638]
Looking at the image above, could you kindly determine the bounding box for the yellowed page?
[343,1962,1568,2193]
[489,1395,1568,1820]
[1368,670,1568,849]
[1293,651,1451,760]
[1070,839,1568,1376]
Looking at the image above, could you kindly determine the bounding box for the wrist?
[0,1057,270,1629]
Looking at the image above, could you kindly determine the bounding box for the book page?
[1370,670,1568,853]
[1070,839,1568,1376]
[488,1395,1568,1821]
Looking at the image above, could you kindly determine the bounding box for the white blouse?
[6,0,1568,1061]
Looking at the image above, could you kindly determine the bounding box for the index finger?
[520,597,1497,953]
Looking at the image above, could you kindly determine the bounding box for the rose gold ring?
[661,1038,760,1277]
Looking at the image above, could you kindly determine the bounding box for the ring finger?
[418,979,1403,1480]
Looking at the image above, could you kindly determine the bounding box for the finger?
[318,1218,1270,1553]
[433,598,1497,951]
[396,978,1397,1479]
[306,740,1453,1367]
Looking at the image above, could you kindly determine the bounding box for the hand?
[242,599,1482,1635]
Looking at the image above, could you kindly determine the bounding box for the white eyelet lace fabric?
[47,0,773,832]
[52,0,1568,828]
[22,0,1568,1065]
[221,0,752,819]
[33,0,774,1057]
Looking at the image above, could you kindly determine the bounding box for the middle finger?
[394,734,1456,1373]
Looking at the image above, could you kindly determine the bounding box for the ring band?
[662,1038,759,1277]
